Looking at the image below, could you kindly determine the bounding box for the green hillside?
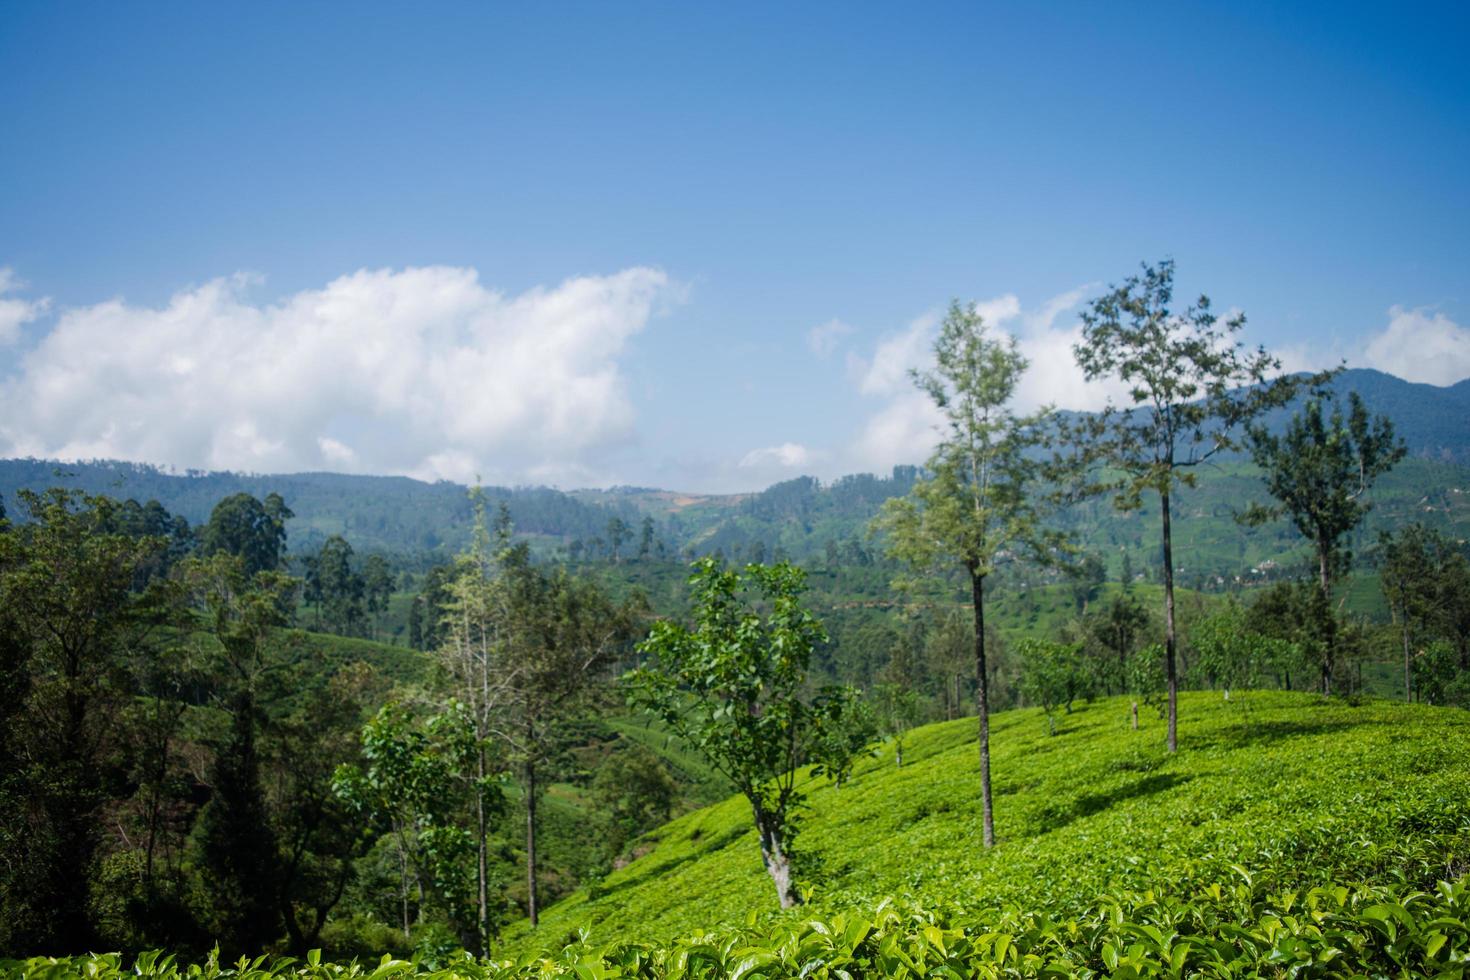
[508,691,1470,952]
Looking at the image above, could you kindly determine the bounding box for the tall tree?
[314,535,364,635]
[362,554,394,639]
[637,515,657,560]
[1245,392,1405,693]
[630,559,854,908]
[874,300,1057,847]
[1379,523,1441,702]
[1074,259,1304,752]
[183,552,297,956]
[201,492,293,577]
[0,490,170,953]
[500,559,637,926]
[605,517,630,564]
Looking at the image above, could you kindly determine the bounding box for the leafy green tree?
[807,687,875,788]
[314,535,364,635]
[1126,643,1168,730]
[1379,525,1470,705]
[1066,553,1106,615]
[606,517,630,563]
[1083,592,1153,695]
[589,742,678,863]
[1378,524,1441,702]
[0,489,172,953]
[183,552,297,956]
[438,497,638,929]
[871,682,922,767]
[1074,259,1303,752]
[925,608,973,721]
[875,300,1057,847]
[629,559,851,908]
[1188,600,1294,703]
[266,663,378,955]
[333,704,480,947]
[1245,392,1405,693]
[1018,638,1088,735]
[499,560,637,926]
[637,515,657,561]
[201,492,293,577]
[361,554,393,639]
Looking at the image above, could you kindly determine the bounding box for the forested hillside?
[4,370,1466,575]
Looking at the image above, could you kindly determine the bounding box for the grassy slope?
[508,691,1470,951]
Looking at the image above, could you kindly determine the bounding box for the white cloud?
[1361,306,1470,386]
[0,265,676,484]
[739,442,816,469]
[0,268,51,345]
[852,311,938,396]
[807,318,854,358]
[845,287,1130,472]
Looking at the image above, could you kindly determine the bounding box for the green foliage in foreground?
[509,691,1470,949]
[11,874,1470,977]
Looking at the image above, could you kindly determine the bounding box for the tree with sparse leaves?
[1074,259,1308,751]
[874,299,1059,847]
[1245,392,1404,693]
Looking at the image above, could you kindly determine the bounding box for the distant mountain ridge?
[1,368,1466,563]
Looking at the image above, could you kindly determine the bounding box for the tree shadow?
[1199,718,1357,751]
[590,824,749,901]
[1038,772,1191,833]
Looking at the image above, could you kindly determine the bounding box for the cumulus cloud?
[0,266,676,484]
[0,268,51,345]
[1361,306,1470,386]
[739,442,816,469]
[807,318,854,358]
[845,287,1132,471]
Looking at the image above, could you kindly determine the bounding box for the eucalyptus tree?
[201,492,293,577]
[182,551,298,956]
[1245,392,1404,693]
[630,559,856,909]
[874,299,1059,847]
[502,560,640,925]
[1074,259,1306,752]
[1378,523,1442,702]
[439,495,639,930]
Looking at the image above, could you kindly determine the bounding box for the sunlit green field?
[510,691,1470,950]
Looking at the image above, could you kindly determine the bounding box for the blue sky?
[1,2,1467,491]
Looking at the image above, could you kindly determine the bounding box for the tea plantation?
[11,691,1470,977]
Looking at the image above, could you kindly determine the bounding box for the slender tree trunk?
[753,805,800,908]
[1318,543,1334,695]
[1160,491,1178,754]
[396,830,411,943]
[1402,621,1413,703]
[1131,700,1138,730]
[476,746,489,951]
[971,569,994,848]
[525,755,539,927]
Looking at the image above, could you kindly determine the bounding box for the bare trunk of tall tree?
[1160,491,1178,754]
[1318,544,1334,695]
[1402,621,1413,702]
[393,823,411,943]
[525,752,539,927]
[1131,700,1139,730]
[971,569,994,847]
[476,746,489,950]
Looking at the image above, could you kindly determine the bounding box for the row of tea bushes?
[10,872,1468,979]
